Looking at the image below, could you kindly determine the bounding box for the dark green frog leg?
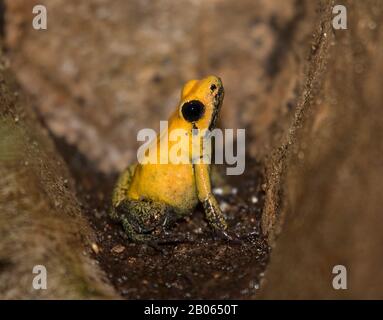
[116,198,173,243]
[121,216,155,243]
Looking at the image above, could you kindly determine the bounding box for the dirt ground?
[1,0,383,299]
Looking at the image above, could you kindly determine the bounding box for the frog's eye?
[181,100,205,122]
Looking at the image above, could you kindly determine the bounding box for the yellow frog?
[110,76,228,242]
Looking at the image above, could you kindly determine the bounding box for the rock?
[259,0,383,299]
[0,57,117,299]
[111,245,126,254]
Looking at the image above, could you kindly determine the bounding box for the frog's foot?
[202,197,228,231]
[114,198,175,243]
[120,218,156,243]
[201,197,242,244]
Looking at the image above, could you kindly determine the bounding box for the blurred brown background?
[6,0,311,171]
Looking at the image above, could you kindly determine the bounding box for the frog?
[109,75,229,243]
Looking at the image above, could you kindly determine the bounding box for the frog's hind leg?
[109,164,137,220]
[120,217,155,243]
[115,198,173,243]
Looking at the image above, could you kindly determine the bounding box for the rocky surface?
[260,0,383,299]
[0,55,117,298]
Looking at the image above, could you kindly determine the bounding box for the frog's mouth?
[208,86,224,131]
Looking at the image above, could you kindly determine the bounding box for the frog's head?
[178,75,224,131]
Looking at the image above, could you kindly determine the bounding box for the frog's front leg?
[194,162,228,234]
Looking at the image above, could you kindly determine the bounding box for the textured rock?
[260,0,383,299]
[0,56,117,299]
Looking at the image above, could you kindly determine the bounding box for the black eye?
[181,100,205,122]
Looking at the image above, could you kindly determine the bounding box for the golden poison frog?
[110,76,229,242]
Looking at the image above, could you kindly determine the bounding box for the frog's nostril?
[181,100,205,122]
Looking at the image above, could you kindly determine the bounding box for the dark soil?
[55,137,269,299]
